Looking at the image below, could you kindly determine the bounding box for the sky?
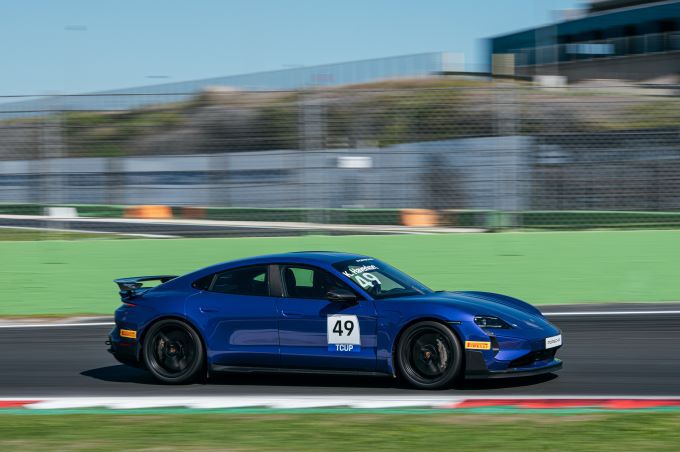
[2,0,581,96]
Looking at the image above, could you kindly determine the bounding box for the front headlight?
[474,315,512,329]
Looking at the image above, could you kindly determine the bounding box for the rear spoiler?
[114,275,178,301]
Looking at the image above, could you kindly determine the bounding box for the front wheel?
[143,319,205,384]
[396,321,462,389]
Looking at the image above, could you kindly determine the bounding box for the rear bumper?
[107,330,142,368]
[464,349,562,379]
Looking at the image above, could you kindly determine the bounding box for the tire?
[143,319,205,384]
[396,321,462,389]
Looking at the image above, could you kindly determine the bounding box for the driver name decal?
[342,264,379,278]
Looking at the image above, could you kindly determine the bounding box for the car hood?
[447,291,543,317]
[387,291,557,336]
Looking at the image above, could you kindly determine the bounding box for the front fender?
[375,303,471,376]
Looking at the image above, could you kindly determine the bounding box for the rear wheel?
[396,321,462,389]
[143,319,204,384]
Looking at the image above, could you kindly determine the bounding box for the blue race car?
[108,252,562,389]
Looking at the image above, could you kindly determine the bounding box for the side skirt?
[210,364,393,378]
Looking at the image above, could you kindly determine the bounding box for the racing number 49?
[354,273,380,290]
[332,319,354,337]
[327,314,361,350]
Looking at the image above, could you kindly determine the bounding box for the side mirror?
[326,288,357,304]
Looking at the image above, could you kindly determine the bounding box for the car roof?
[191,251,371,276]
[256,251,368,264]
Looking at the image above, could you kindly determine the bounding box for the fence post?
[494,82,521,230]
[299,93,327,224]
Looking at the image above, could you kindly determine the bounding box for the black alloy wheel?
[397,321,462,389]
[143,319,205,384]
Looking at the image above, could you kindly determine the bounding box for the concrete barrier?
[44,207,78,218]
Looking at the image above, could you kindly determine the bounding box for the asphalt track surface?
[2,304,679,396]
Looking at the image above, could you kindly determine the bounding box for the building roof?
[588,0,667,13]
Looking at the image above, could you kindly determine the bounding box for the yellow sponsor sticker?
[120,329,137,339]
[465,340,491,350]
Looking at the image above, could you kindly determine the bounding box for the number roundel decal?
[327,314,361,352]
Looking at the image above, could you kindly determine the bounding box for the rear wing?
[114,275,178,301]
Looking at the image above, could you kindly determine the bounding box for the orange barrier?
[124,205,172,219]
[400,208,439,227]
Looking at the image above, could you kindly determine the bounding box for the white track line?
[4,395,680,401]
[1,309,680,328]
[7,396,461,410]
[0,224,177,239]
[2,395,680,410]
[0,214,484,234]
[544,310,680,316]
[0,322,115,329]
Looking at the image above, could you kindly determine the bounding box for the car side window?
[281,265,352,300]
[204,265,269,297]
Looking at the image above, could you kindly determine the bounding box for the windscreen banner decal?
[342,265,381,290]
[327,314,361,352]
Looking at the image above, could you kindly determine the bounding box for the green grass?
[0,412,679,450]
[1,229,679,316]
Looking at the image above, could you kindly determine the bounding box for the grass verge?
[0,412,679,450]
[1,230,679,315]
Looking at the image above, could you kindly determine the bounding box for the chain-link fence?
[1,80,680,232]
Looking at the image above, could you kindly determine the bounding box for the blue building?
[489,0,680,82]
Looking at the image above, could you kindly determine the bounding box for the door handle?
[199,307,218,313]
[282,311,303,318]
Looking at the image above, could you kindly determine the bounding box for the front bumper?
[465,349,562,379]
[462,330,563,379]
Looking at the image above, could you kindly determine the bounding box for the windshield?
[332,257,433,299]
